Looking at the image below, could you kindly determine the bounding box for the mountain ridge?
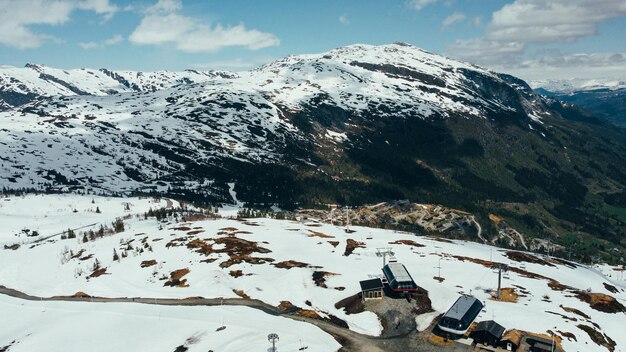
[1,43,625,262]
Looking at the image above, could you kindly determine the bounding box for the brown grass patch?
[182,213,211,222]
[140,260,157,268]
[273,260,309,269]
[490,287,519,303]
[313,271,338,288]
[171,226,191,231]
[187,230,204,235]
[506,251,555,267]
[343,239,365,256]
[335,294,364,315]
[232,289,250,299]
[502,329,524,346]
[213,236,273,268]
[560,305,591,319]
[503,330,563,350]
[428,334,454,347]
[577,324,616,352]
[557,330,577,341]
[576,292,625,313]
[328,241,339,247]
[277,301,295,311]
[308,230,335,238]
[433,276,445,283]
[89,268,107,278]
[297,309,322,319]
[164,268,190,287]
[548,279,574,291]
[488,214,503,224]
[389,239,425,248]
[229,270,244,278]
[186,239,213,256]
[166,236,191,248]
[73,291,92,298]
[219,227,239,232]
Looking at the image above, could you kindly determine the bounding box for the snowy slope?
[531,78,626,93]
[0,194,176,246]
[0,294,340,352]
[0,43,562,193]
[1,195,625,351]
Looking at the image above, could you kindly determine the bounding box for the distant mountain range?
[532,79,626,128]
[1,43,625,262]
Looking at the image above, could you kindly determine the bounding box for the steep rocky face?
[0,44,625,257]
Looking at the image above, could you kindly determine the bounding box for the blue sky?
[1,0,626,80]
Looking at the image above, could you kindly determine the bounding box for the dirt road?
[0,285,469,352]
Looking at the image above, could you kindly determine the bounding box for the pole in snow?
[268,333,279,352]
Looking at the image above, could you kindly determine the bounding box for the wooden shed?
[359,278,384,301]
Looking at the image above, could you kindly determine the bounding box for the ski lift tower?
[491,263,508,301]
[376,247,394,266]
[268,333,279,352]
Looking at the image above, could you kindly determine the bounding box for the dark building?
[359,278,384,301]
[381,262,418,293]
[470,320,505,347]
[438,295,484,335]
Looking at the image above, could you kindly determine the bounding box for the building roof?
[383,262,413,283]
[359,278,383,291]
[474,320,505,338]
[443,295,482,321]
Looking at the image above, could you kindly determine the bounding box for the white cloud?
[472,16,483,27]
[442,12,466,28]
[191,57,275,71]
[501,51,626,80]
[339,15,350,25]
[448,0,626,76]
[77,0,119,21]
[129,0,279,53]
[406,0,437,11]
[0,0,118,49]
[79,34,123,49]
[487,0,626,44]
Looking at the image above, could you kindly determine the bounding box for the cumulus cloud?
[502,51,626,80]
[79,34,123,49]
[487,0,626,44]
[442,12,466,28]
[448,0,626,76]
[129,0,280,53]
[0,0,118,49]
[406,0,437,11]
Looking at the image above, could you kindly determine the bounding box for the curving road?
[0,285,470,352]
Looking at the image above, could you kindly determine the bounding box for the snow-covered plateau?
[1,194,625,352]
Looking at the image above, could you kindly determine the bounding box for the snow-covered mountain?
[531,78,626,94]
[1,44,625,262]
[0,43,560,193]
[0,63,235,110]
[532,78,626,128]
